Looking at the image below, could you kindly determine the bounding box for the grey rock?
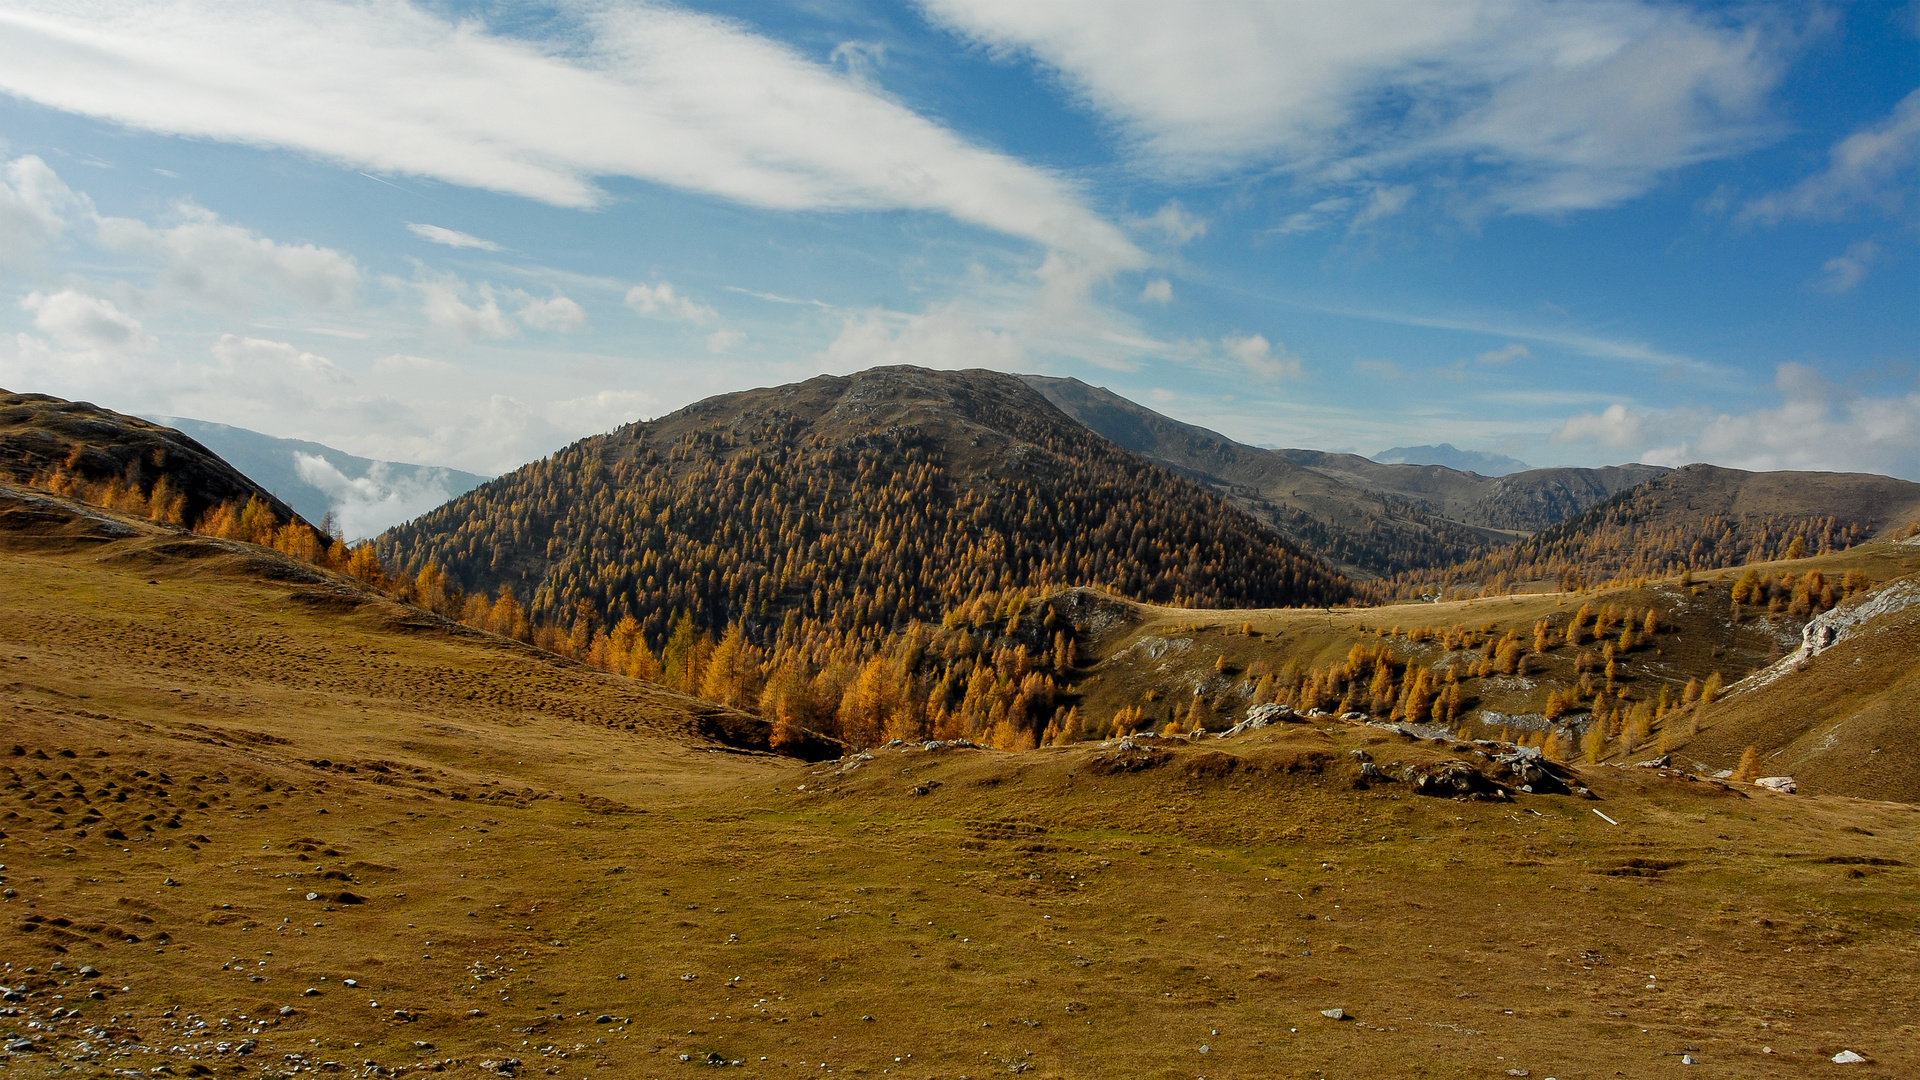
[1754,776,1796,794]
[1320,1008,1347,1020]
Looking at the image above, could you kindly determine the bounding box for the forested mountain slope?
[383,367,1345,636]
[377,367,1348,748]
[1020,375,1665,577]
[1389,463,1920,598]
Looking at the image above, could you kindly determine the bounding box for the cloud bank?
[1554,366,1920,480]
[0,1,1140,279]
[924,0,1785,215]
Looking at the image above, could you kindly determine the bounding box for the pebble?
[1320,1008,1347,1020]
[1832,1050,1866,1064]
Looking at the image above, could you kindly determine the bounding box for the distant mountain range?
[1019,375,1664,581]
[149,417,489,540]
[1371,443,1531,476]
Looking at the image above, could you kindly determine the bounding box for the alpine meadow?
[4,3,1920,1079]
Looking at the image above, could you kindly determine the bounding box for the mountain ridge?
[149,415,490,540]
[1018,374,1667,579]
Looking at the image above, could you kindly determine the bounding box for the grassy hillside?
[5,480,1919,1079]
[1047,540,1920,797]
[1,389,305,528]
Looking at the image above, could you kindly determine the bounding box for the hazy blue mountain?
[148,416,489,540]
[1371,443,1531,476]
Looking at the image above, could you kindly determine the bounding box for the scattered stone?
[1506,1070,1529,1077]
[595,1015,612,1024]
[77,965,99,978]
[1680,1055,1696,1065]
[1832,1050,1866,1064]
[1320,1008,1347,1020]
[1636,755,1672,768]
[303,988,321,996]
[1218,702,1298,737]
[1754,776,1796,794]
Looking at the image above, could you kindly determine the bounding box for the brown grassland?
[4,482,1920,1079]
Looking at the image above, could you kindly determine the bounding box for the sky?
[0,0,1917,485]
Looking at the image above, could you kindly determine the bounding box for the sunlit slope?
[5,481,1920,1078]
[378,366,1349,641]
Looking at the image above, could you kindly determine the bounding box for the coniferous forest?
[377,368,1348,749]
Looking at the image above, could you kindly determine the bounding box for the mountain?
[1391,462,1920,597]
[377,367,1347,748]
[1018,375,1665,579]
[382,366,1346,631]
[150,416,489,541]
[1372,442,1530,476]
[1,389,304,528]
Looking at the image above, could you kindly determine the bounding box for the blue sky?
[0,0,1916,482]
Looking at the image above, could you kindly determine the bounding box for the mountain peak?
[1371,443,1532,476]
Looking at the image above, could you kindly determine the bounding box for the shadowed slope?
[1019,375,1664,579]
[1,389,303,526]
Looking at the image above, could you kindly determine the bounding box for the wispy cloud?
[625,281,715,324]
[1812,240,1880,294]
[924,0,1787,220]
[1283,298,1713,374]
[1745,87,1920,224]
[407,222,502,251]
[0,1,1141,281]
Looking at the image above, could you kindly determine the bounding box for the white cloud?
[1812,240,1880,294]
[1475,342,1531,364]
[924,0,1784,216]
[1350,183,1414,230]
[371,353,456,376]
[0,1,1140,281]
[1224,332,1302,381]
[1138,200,1206,244]
[1745,87,1920,223]
[624,281,715,324]
[293,451,453,541]
[418,278,515,341]
[0,155,90,266]
[210,333,345,384]
[545,389,654,436]
[20,289,154,354]
[1553,402,1646,448]
[517,295,586,332]
[1553,367,1920,479]
[821,304,1025,372]
[96,206,359,309]
[705,329,745,354]
[407,222,501,251]
[1139,278,1172,303]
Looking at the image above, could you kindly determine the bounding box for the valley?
[5,482,1920,1079]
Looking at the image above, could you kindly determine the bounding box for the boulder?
[1754,776,1796,794]
[1218,702,1298,738]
